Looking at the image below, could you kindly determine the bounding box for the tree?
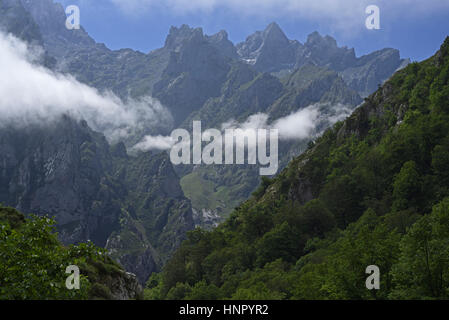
[299,199,336,238]
[185,280,222,300]
[432,145,449,186]
[321,175,363,228]
[255,222,303,266]
[392,161,421,211]
[390,197,449,299]
[0,211,92,300]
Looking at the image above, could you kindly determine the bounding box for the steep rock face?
[237,22,300,73]
[268,64,362,119]
[184,71,285,129]
[340,48,411,97]
[112,151,194,256]
[153,25,232,125]
[237,27,409,97]
[0,117,118,246]
[108,271,144,300]
[0,0,56,67]
[21,0,96,57]
[0,0,43,44]
[0,117,194,284]
[295,31,357,71]
[206,30,239,60]
[105,151,195,283]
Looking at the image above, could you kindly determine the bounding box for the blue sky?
[57,0,449,62]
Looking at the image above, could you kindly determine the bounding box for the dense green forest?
[145,37,449,300]
[0,206,142,300]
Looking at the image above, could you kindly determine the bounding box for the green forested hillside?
[146,37,449,300]
[0,206,143,300]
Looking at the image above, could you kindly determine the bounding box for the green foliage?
[298,215,401,300]
[390,197,449,299]
[166,282,192,300]
[144,273,164,300]
[392,161,422,211]
[0,209,90,299]
[185,280,222,300]
[253,176,273,199]
[0,206,130,300]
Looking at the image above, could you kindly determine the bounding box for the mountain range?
[0,0,410,285]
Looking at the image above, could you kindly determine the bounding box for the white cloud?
[221,113,270,132]
[221,108,318,140]
[223,103,349,141]
[131,135,176,151]
[0,31,173,142]
[132,102,353,152]
[273,107,319,140]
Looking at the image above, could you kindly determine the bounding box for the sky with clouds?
[56,0,449,62]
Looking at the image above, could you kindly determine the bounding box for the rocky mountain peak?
[263,22,290,44]
[208,29,229,42]
[237,22,292,57]
[306,31,337,47]
[236,22,300,72]
[304,31,352,57]
[205,30,238,59]
[296,31,357,73]
[165,24,205,50]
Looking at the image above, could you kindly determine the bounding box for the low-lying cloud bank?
[131,134,177,151]
[0,31,172,142]
[133,102,354,152]
[221,106,319,141]
[223,102,355,141]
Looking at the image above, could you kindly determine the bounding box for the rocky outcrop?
[109,271,144,300]
[206,30,239,59]
[295,31,357,71]
[268,64,362,120]
[340,49,411,97]
[237,26,409,97]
